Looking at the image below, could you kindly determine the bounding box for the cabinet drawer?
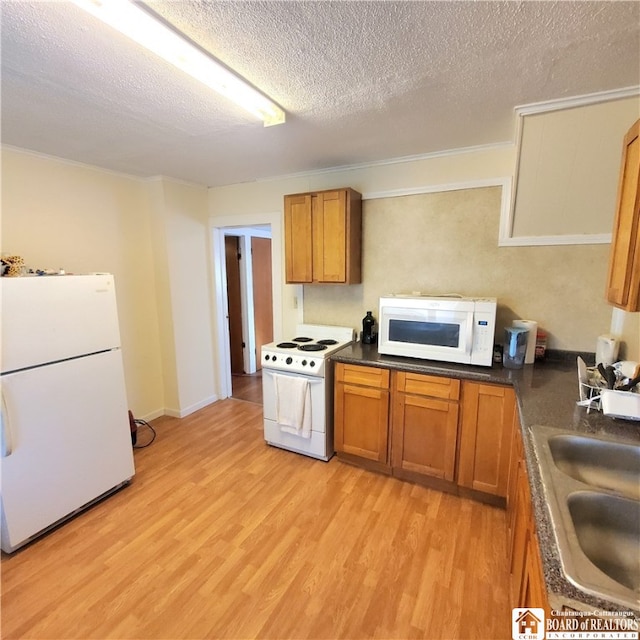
[394,371,460,400]
[336,363,390,389]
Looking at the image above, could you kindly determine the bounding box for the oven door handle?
[264,370,323,383]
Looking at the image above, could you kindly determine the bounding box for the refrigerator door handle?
[1,391,13,457]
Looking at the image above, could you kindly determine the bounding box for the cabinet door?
[606,119,640,311]
[334,374,389,463]
[313,190,347,283]
[391,392,459,481]
[507,411,524,558]
[509,460,530,608]
[520,524,549,613]
[284,194,313,283]
[458,382,516,497]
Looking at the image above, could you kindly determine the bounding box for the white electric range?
[261,324,354,461]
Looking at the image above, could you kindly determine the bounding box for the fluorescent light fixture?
[71,0,286,126]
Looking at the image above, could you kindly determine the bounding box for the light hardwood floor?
[1,399,510,639]
[232,372,263,405]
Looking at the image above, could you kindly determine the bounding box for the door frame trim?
[211,212,283,400]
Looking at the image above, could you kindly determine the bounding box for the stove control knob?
[272,356,277,362]
[310,360,316,367]
[286,357,293,365]
[301,359,307,366]
[265,355,270,361]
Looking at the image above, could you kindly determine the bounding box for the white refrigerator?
[0,274,135,553]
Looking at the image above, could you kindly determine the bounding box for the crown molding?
[515,86,640,117]
[253,142,515,185]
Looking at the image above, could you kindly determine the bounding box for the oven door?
[262,369,325,429]
[262,368,332,460]
[378,306,474,363]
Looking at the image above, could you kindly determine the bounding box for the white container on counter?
[600,389,640,421]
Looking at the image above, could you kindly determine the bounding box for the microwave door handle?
[464,314,474,355]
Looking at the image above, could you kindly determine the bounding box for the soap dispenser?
[361,311,377,344]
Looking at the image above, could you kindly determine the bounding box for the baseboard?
[138,408,165,422]
[163,395,219,419]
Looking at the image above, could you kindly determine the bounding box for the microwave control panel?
[470,306,497,366]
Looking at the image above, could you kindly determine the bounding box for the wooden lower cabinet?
[334,361,550,613]
[458,382,516,497]
[391,372,459,481]
[509,457,531,605]
[508,425,549,614]
[521,524,548,611]
[334,363,390,467]
[507,409,524,552]
[334,364,517,498]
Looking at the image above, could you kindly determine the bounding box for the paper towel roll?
[512,320,537,364]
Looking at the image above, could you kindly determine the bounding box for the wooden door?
[251,237,273,370]
[284,194,313,283]
[313,190,347,283]
[606,119,640,311]
[458,382,516,497]
[225,235,244,375]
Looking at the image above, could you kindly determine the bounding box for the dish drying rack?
[576,357,640,421]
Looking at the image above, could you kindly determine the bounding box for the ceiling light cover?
[71,0,285,126]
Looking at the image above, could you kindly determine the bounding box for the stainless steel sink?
[531,426,640,610]
[568,491,640,592]
[547,434,640,500]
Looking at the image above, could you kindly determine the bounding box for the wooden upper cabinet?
[458,382,516,497]
[284,188,362,284]
[284,193,313,283]
[606,118,640,311]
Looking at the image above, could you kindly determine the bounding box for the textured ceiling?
[1,1,639,188]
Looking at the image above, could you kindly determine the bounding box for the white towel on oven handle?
[274,373,312,438]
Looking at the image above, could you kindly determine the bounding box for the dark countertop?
[331,343,640,615]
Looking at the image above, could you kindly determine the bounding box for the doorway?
[222,228,273,404]
[212,212,285,403]
[225,235,244,375]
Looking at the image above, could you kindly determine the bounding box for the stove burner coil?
[298,343,327,352]
[293,336,313,342]
[317,339,338,345]
[276,342,299,348]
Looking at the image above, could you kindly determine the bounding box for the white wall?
[512,97,639,238]
[209,144,515,339]
[1,148,217,419]
[3,96,638,414]
[149,178,217,417]
[1,148,164,418]
[208,120,639,356]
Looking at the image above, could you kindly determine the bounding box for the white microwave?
[378,295,497,367]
